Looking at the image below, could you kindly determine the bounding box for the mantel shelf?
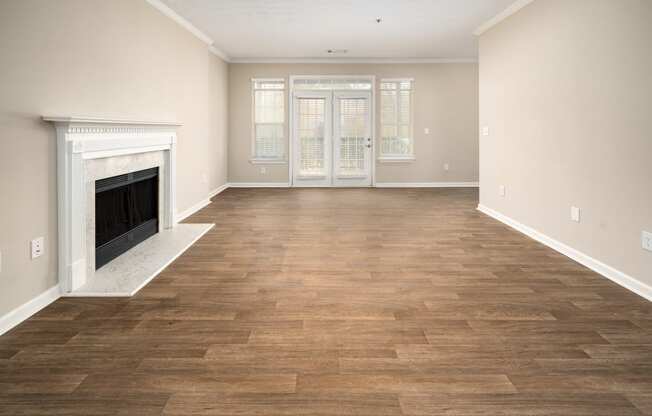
[42,116,181,127]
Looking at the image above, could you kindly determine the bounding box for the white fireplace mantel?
[44,116,181,294]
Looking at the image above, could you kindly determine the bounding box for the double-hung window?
[251,78,285,162]
[380,79,414,160]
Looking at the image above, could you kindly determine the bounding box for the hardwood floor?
[1,188,651,415]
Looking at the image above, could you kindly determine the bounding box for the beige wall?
[228,63,478,184]
[479,0,652,286]
[0,0,228,316]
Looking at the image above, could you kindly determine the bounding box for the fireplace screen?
[95,167,159,269]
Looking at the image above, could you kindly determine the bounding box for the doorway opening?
[290,76,375,187]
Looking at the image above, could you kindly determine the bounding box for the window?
[380,79,414,159]
[293,78,372,91]
[252,79,285,162]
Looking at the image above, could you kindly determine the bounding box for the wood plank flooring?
[1,188,651,415]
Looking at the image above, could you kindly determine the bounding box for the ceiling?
[158,0,516,61]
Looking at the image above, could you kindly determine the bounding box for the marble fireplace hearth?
[45,116,213,297]
[69,223,212,296]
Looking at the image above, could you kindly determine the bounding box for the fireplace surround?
[45,117,181,295]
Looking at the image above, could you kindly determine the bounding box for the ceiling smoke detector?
[327,49,348,54]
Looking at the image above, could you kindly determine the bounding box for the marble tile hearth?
[66,223,213,297]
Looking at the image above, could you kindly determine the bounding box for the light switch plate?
[482,126,489,136]
[643,231,652,252]
[499,185,506,197]
[444,163,449,171]
[31,237,44,259]
[424,127,430,134]
[570,206,581,222]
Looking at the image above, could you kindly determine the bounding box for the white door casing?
[289,75,375,187]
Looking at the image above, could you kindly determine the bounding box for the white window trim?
[377,155,416,163]
[248,159,288,165]
[379,78,415,162]
[250,78,287,164]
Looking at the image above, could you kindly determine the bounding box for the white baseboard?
[228,182,290,188]
[477,204,652,302]
[376,182,479,188]
[0,285,61,336]
[227,182,479,188]
[175,183,228,223]
[208,183,229,199]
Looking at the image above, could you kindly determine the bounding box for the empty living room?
[1,0,651,414]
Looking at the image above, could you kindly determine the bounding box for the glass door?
[292,91,332,187]
[291,86,373,187]
[333,92,372,187]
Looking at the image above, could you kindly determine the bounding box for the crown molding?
[229,57,477,64]
[473,0,535,36]
[208,46,230,62]
[145,0,212,44]
[144,0,231,62]
[144,0,483,65]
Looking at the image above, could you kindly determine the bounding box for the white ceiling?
[158,0,516,61]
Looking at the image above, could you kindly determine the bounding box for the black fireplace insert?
[95,167,159,269]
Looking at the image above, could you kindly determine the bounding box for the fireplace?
[95,167,159,269]
[44,116,191,295]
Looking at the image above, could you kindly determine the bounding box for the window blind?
[297,98,326,176]
[380,79,413,157]
[253,79,285,160]
[338,98,368,175]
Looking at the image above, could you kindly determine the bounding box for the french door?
[292,91,372,187]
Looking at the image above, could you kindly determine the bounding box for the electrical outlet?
[482,126,490,136]
[260,167,267,174]
[424,127,430,135]
[31,237,44,259]
[443,163,449,171]
[570,206,581,223]
[643,231,652,252]
[499,185,506,197]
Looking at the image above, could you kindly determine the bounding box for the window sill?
[336,174,367,179]
[297,174,327,180]
[377,156,416,163]
[249,158,287,165]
